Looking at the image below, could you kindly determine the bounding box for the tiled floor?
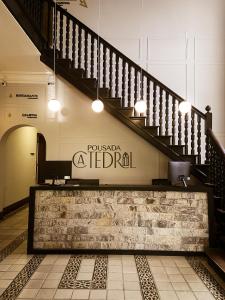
[0,207,224,300]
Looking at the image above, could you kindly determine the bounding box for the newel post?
[205,105,212,164]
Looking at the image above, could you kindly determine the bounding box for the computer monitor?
[40,161,72,183]
[168,161,191,187]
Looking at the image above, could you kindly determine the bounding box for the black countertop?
[30,184,211,193]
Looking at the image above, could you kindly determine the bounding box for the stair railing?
[17,0,212,165]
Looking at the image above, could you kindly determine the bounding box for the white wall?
[61,0,225,146]
[0,126,37,211]
[0,78,169,202]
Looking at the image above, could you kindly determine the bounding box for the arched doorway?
[0,125,45,214]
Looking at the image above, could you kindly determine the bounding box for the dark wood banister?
[51,1,206,118]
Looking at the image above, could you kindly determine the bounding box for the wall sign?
[72,145,136,169]
[16,93,38,100]
[56,0,88,8]
[22,113,38,119]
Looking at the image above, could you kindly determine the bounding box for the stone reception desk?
[27,185,214,254]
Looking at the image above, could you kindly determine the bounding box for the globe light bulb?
[179,101,192,114]
[134,100,147,114]
[92,99,104,113]
[48,99,61,112]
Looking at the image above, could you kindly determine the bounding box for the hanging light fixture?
[135,100,147,114]
[179,101,192,114]
[48,1,61,112]
[92,0,104,113]
[92,99,104,113]
[134,0,147,114]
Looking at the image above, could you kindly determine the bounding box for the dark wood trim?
[1,0,46,52]
[30,184,211,192]
[205,248,225,281]
[28,248,205,256]
[27,185,214,254]
[0,197,29,220]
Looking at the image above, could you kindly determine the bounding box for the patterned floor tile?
[186,256,225,300]
[0,231,27,263]
[58,255,108,289]
[0,255,45,300]
[135,255,160,300]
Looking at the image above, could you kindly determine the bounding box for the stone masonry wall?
[33,190,209,252]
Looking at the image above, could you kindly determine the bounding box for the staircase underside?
[41,52,207,182]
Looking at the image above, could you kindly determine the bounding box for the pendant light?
[134,0,147,114]
[92,0,104,113]
[179,101,192,114]
[48,1,61,112]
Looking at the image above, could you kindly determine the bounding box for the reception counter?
[27,185,214,254]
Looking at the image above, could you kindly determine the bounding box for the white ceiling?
[0,1,49,74]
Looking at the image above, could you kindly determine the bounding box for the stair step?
[156,135,171,146]
[70,68,85,78]
[104,98,121,107]
[181,154,198,164]
[56,58,73,68]
[130,116,146,127]
[82,78,97,88]
[96,88,110,98]
[119,107,134,117]
[170,145,185,155]
[143,126,159,136]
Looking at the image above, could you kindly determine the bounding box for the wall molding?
[0,197,29,220]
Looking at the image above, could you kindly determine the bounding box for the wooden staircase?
[2,0,225,256]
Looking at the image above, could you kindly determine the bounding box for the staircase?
[2,0,225,249]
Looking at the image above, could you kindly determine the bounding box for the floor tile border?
[0,230,27,263]
[58,254,108,289]
[186,256,225,300]
[135,255,160,300]
[0,255,45,300]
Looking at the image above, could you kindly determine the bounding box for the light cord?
[97,0,101,100]
[140,0,143,99]
[54,0,57,98]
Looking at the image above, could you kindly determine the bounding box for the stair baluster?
[172,97,176,145]
[165,91,169,136]
[128,66,131,108]
[191,110,195,155]
[184,112,189,155]
[84,31,88,77]
[197,115,201,164]
[72,22,76,69]
[152,82,157,126]
[178,110,182,145]
[134,69,138,116]
[65,17,70,60]
[90,35,94,78]
[78,26,82,69]
[146,79,150,126]
[103,44,107,89]
[122,61,126,108]
[59,11,63,58]
[159,87,163,135]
